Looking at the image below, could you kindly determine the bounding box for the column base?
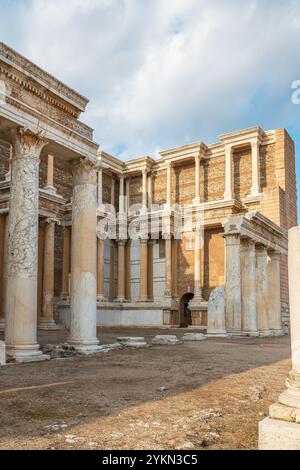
[68,338,101,355]
[97,295,107,303]
[38,321,64,331]
[259,329,283,337]
[6,345,50,363]
[259,417,300,450]
[242,329,260,337]
[138,297,149,303]
[0,319,5,331]
[206,329,228,337]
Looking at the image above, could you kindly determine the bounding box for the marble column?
[97,238,105,301]
[45,153,56,194]
[109,240,115,300]
[166,161,172,207]
[116,240,126,302]
[0,215,6,330]
[4,145,12,182]
[125,240,131,300]
[268,250,282,335]
[139,239,148,301]
[110,175,115,206]
[68,158,100,353]
[126,178,130,212]
[39,219,58,329]
[1,215,9,331]
[250,139,261,196]
[256,245,270,335]
[37,221,44,320]
[193,231,203,301]
[98,167,103,207]
[5,128,48,362]
[223,145,233,201]
[259,226,300,449]
[164,236,172,297]
[142,169,148,210]
[119,176,125,214]
[148,240,154,301]
[241,239,258,335]
[61,226,70,299]
[194,154,201,204]
[147,173,152,210]
[225,233,241,333]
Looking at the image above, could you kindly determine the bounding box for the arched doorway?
[180,293,194,327]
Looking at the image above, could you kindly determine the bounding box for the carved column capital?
[72,157,97,186]
[10,127,48,160]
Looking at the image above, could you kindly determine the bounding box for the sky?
[1,0,300,216]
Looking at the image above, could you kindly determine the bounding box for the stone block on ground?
[182,333,206,341]
[117,337,149,348]
[0,341,5,365]
[151,335,183,345]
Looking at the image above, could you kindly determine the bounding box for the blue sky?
[1,0,300,218]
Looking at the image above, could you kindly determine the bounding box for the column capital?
[72,157,97,186]
[11,127,48,159]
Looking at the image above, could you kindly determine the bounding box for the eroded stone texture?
[68,158,100,353]
[259,226,300,449]
[152,335,182,345]
[5,129,49,362]
[0,340,5,365]
[207,285,227,336]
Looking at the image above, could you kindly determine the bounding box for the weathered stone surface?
[259,418,300,450]
[152,335,182,345]
[117,337,149,348]
[207,285,227,336]
[0,340,5,365]
[182,333,206,341]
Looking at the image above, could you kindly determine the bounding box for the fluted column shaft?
[116,240,126,302]
[139,239,148,301]
[97,238,105,300]
[61,226,70,299]
[39,220,57,329]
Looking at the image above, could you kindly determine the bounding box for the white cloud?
[2,0,300,159]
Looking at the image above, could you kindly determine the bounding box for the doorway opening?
[180,293,194,327]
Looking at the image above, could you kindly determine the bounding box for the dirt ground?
[0,327,291,450]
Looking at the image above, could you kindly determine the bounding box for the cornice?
[0,42,88,113]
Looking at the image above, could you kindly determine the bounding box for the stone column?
[225,233,241,333]
[5,128,48,362]
[268,250,282,335]
[0,215,6,330]
[223,145,233,201]
[110,175,115,206]
[98,167,103,207]
[61,226,70,299]
[148,240,154,301]
[68,158,100,353]
[116,240,126,302]
[142,169,148,210]
[172,238,178,298]
[256,245,270,335]
[39,219,58,329]
[241,239,258,335]
[250,139,260,196]
[45,154,56,194]
[125,240,131,300]
[97,238,105,301]
[194,154,201,204]
[1,215,9,331]
[139,239,148,301]
[126,178,130,212]
[166,161,172,207]
[147,173,152,210]
[164,236,172,297]
[109,240,115,300]
[119,175,125,214]
[4,145,12,182]
[194,231,203,301]
[259,226,300,449]
[37,221,44,321]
